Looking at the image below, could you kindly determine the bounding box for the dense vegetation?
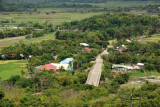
[0,9,160,106]
[2,0,159,13]
[58,13,160,40]
[6,0,159,3]
[0,23,53,39]
[145,4,160,14]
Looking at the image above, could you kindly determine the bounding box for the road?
[86,49,108,86]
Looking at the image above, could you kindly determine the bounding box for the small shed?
[12,27,18,29]
[80,43,89,47]
[112,65,133,71]
[35,65,43,72]
[137,63,144,66]
[126,39,131,43]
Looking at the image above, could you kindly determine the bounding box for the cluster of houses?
[114,39,131,52]
[1,54,32,59]
[80,43,96,53]
[112,39,145,75]
[34,42,95,72]
[112,63,144,75]
[35,58,74,72]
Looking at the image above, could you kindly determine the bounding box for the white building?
[137,63,144,66]
[12,27,18,29]
[51,63,71,70]
[80,43,89,47]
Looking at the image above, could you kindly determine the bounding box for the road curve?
[86,49,108,86]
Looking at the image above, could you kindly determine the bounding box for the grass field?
[0,11,103,27]
[0,9,103,48]
[128,71,160,78]
[144,35,160,40]
[91,1,156,8]
[0,33,55,48]
[141,35,160,42]
[0,60,28,80]
[0,1,156,27]
[108,39,117,45]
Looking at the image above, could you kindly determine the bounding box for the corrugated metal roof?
[112,65,133,69]
[38,64,57,70]
[60,58,74,64]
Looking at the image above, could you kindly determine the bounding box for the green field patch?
[91,1,156,8]
[128,71,160,78]
[0,33,55,48]
[144,35,160,40]
[0,60,27,80]
[0,11,103,27]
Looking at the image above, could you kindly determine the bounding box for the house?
[137,63,144,66]
[34,29,43,31]
[126,39,131,43]
[85,47,94,52]
[60,58,74,64]
[112,65,133,71]
[1,54,5,58]
[132,65,140,70]
[115,45,127,52]
[35,65,43,72]
[11,54,16,56]
[80,43,89,47]
[12,27,18,29]
[33,92,42,96]
[51,63,72,70]
[38,64,57,71]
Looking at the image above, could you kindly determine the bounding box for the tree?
[0,0,3,11]
[0,89,5,99]
[0,99,15,107]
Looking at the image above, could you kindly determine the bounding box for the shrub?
[63,84,94,91]
[7,75,20,85]
[25,34,32,39]
[0,89,5,99]
[16,77,34,88]
[141,83,159,91]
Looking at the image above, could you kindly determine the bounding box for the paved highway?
[86,49,108,86]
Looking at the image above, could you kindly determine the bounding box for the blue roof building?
[60,58,74,64]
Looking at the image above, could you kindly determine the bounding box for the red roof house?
[38,64,57,70]
[85,47,95,52]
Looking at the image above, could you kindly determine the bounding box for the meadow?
[91,1,156,8]
[0,1,157,27]
[141,35,160,42]
[128,71,160,78]
[0,60,27,80]
[0,10,103,27]
[0,33,55,48]
[144,35,160,40]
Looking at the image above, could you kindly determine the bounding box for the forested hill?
[5,0,158,3]
[57,13,160,40]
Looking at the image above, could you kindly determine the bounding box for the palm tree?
[21,69,25,76]
[58,66,65,72]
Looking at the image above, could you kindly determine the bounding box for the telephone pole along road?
[86,49,109,87]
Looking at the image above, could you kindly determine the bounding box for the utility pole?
[121,90,141,107]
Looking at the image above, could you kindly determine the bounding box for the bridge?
[86,49,108,86]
